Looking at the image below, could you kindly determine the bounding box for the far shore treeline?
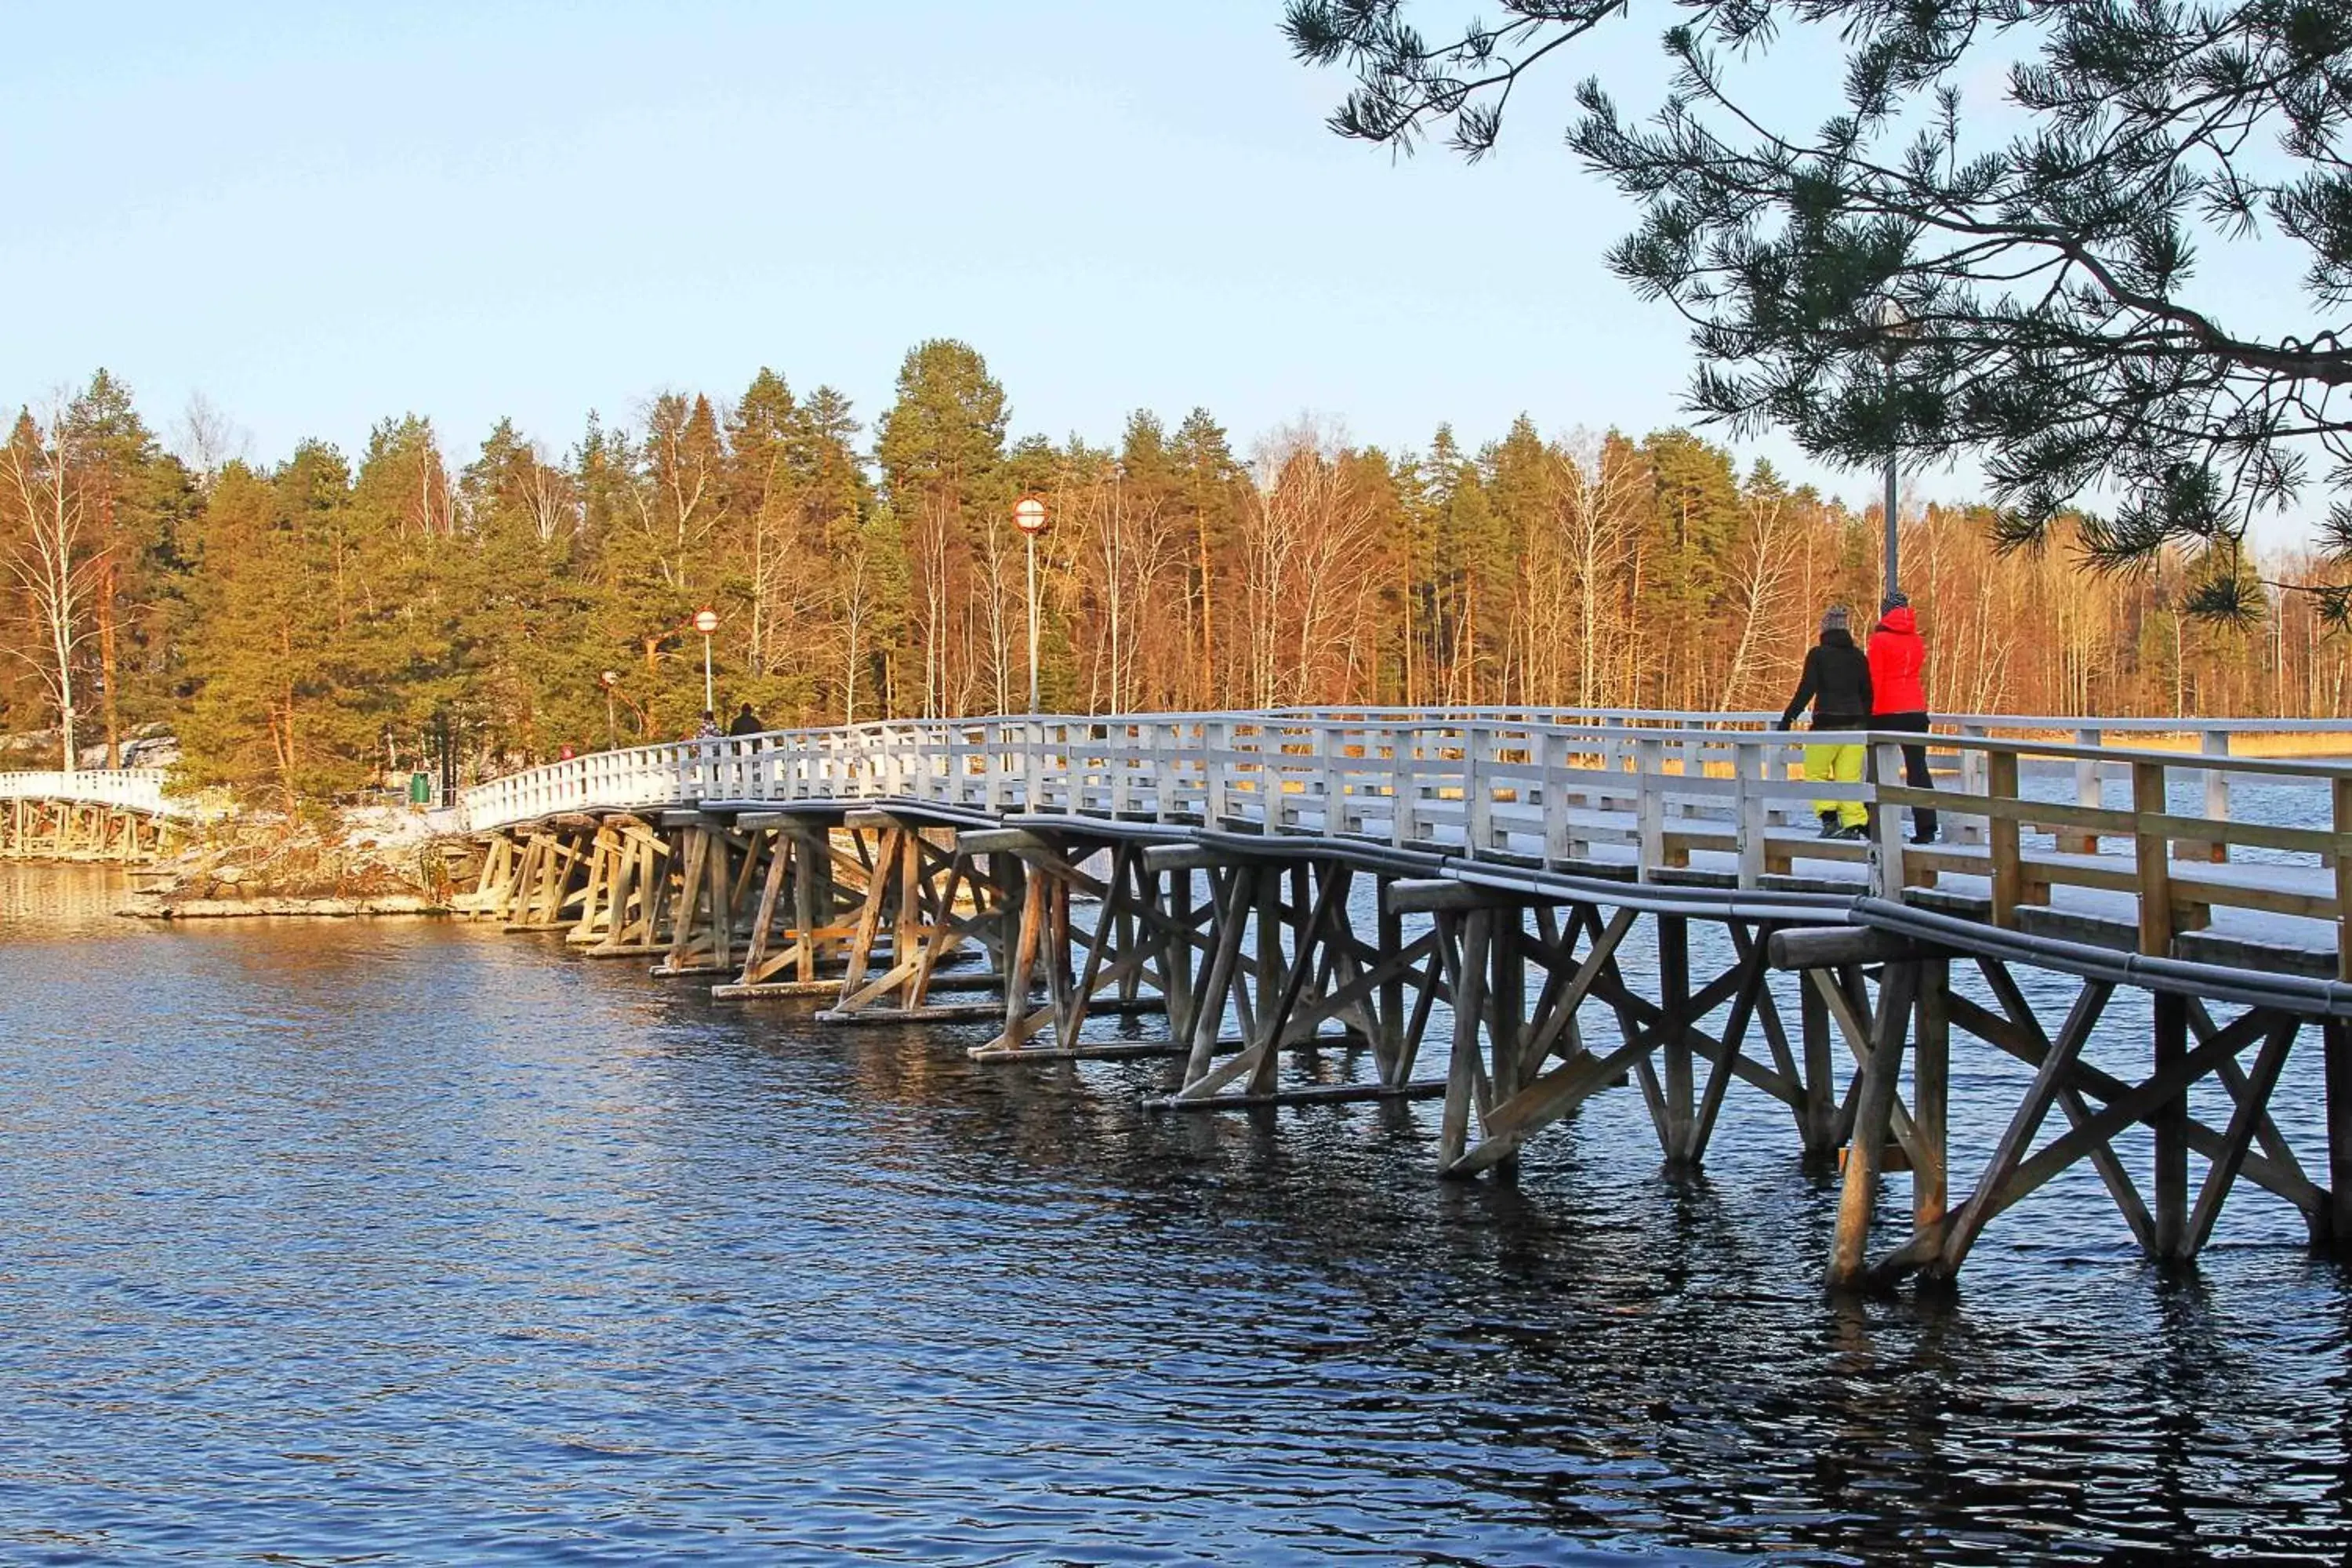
[3,347,2347,809]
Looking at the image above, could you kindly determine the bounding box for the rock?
[111,801,469,920]
[121,894,449,920]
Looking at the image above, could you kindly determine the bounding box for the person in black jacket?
[1776,607,1873,838]
[727,702,764,737]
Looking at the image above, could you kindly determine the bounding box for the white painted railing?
[0,768,178,817]
[456,710,2352,919]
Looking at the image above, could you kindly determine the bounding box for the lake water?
[5,863,2350,1563]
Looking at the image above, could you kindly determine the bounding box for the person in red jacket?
[1867,590,1938,844]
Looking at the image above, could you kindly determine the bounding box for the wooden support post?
[1912,957,1950,1243]
[1635,739,1664,880]
[1162,862,1196,1044]
[1658,914,1693,1163]
[1487,909,1523,1100]
[2153,989,2190,1259]
[2328,1019,2352,1250]
[895,826,921,1000]
[708,826,739,972]
[1827,960,1918,1291]
[1800,967,1836,1157]
[1001,869,1045,1047]
[1733,745,1766,888]
[1871,739,1908,895]
[1377,887,1406,1085]
[1181,866,1256,1087]
[1047,873,1074,1031]
[660,826,713,974]
[1437,909,1491,1174]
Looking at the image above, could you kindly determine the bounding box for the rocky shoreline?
[127,892,450,919]
[116,806,477,920]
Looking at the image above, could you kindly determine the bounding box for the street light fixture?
[692,607,720,716]
[1875,296,1916,603]
[1012,495,1050,713]
[599,669,621,750]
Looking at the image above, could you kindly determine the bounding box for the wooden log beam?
[1766,926,1955,971]
[1140,842,1255,873]
[1143,1079,1448,1112]
[813,1002,1010,1025]
[1386,878,1524,914]
[957,827,1044,857]
[972,1027,1355,1065]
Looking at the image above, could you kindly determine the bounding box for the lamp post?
[1012,495,1050,713]
[1875,296,1915,602]
[692,607,719,716]
[598,669,620,750]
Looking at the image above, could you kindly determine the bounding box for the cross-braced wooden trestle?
[710,813,870,997]
[968,830,1203,1061]
[448,802,2352,1290]
[1150,851,1439,1105]
[1809,939,2350,1292]
[0,797,173,863]
[811,812,1015,1023]
[1419,887,1816,1178]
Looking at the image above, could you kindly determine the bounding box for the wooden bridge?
[0,768,187,863]
[459,710,2352,1288]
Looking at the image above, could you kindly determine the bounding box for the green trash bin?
[408,771,433,808]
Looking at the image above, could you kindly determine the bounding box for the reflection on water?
[0,862,145,936]
[3,866,2350,1563]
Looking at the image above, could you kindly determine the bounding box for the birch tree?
[0,406,103,770]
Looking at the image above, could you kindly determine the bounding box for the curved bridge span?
[0,768,185,862]
[458,708,2352,1291]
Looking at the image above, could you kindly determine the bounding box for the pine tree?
[876,340,1008,713]
[179,447,383,811]
[1169,408,1244,706]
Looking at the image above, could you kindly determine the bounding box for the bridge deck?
[460,712,2352,1000]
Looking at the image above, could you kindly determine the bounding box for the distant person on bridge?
[1868,590,1938,845]
[727,702,763,737]
[695,710,722,740]
[1777,607,1871,839]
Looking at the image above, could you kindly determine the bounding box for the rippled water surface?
[5,864,2351,1564]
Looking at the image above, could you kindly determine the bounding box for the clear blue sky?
[0,2,2321,543]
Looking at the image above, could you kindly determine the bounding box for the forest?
[3,343,2346,808]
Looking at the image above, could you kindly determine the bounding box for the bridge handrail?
[457,711,2352,975]
[458,711,2352,832]
[0,768,179,817]
[1271,705,2352,737]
